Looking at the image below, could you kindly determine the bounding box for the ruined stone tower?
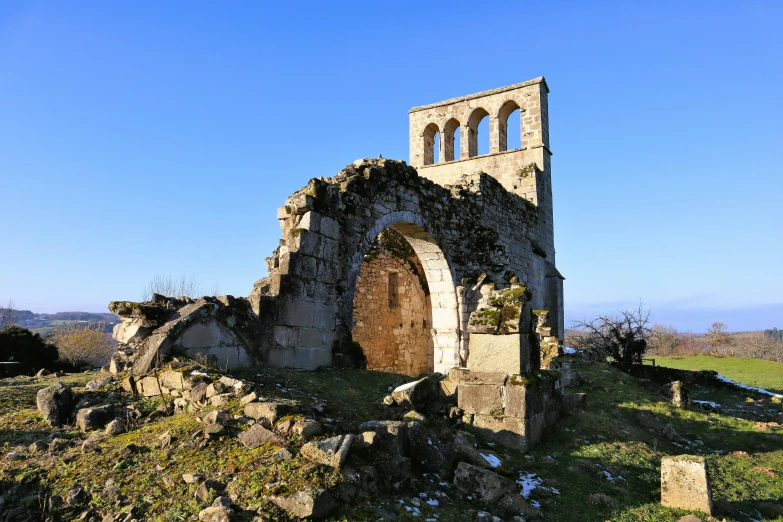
[409,77,563,338]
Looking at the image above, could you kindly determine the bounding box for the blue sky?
[1,1,781,332]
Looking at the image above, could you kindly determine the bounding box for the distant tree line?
[765,327,783,342]
[642,322,783,363]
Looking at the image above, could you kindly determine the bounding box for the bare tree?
[706,321,733,355]
[648,324,681,355]
[140,274,206,301]
[571,302,652,367]
[0,299,18,329]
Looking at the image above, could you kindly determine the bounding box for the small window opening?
[388,272,399,308]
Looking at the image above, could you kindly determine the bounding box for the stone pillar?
[660,455,712,514]
[489,115,500,154]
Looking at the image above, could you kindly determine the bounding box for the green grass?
[1,361,781,521]
[651,354,783,394]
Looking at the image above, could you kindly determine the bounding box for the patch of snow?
[480,452,502,468]
[418,492,428,498]
[715,374,783,399]
[404,505,421,516]
[325,417,334,423]
[603,471,614,481]
[531,500,541,508]
[190,370,209,377]
[438,481,449,487]
[517,473,542,498]
[426,499,439,506]
[394,379,423,393]
[693,400,721,409]
[563,346,578,354]
[551,487,561,495]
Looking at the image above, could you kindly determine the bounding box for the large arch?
[443,118,461,162]
[345,212,460,375]
[497,100,521,152]
[422,122,440,166]
[467,107,489,158]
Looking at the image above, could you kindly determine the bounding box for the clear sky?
[1,1,781,332]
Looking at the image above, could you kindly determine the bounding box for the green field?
[652,354,783,394]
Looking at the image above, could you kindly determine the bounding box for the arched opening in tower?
[352,228,433,376]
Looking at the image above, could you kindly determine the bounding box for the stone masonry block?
[448,368,508,386]
[471,415,528,451]
[458,384,504,415]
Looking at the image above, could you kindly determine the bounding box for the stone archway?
[346,215,460,375]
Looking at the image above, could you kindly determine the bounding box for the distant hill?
[40,312,119,323]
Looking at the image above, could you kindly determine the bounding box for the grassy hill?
[0,360,781,521]
[652,355,783,395]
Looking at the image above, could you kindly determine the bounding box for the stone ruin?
[109,76,566,450]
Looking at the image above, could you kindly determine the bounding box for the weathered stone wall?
[249,159,545,374]
[352,251,432,376]
[110,78,565,380]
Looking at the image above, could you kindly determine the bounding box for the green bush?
[0,325,59,376]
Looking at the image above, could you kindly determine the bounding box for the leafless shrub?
[648,324,681,356]
[50,323,114,367]
[571,302,652,367]
[140,274,218,301]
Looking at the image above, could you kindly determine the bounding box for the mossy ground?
[1,361,781,521]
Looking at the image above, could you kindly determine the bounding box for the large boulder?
[36,381,75,427]
[75,404,115,432]
[300,434,355,469]
[270,488,336,520]
[406,421,455,476]
[357,420,407,457]
[391,376,439,411]
[453,462,516,504]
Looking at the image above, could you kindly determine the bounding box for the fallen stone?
[271,447,293,460]
[195,480,223,504]
[391,376,439,411]
[238,424,278,449]
[75,404,114,432]
[49,438,70,452]
[81,440,99,453]
[209,394,232,407]
[661,455,712,514]
[65,485,88,506]
[203,409,230,426]
[270,488,336,520]
[206,382,229,399]
[159,370,186,391]
[244,402,291,426]
[240,392,259,405]
[105,419,126,436]
[300,434,355,469]
[37,381,75,427]
[28,440,48,452]
[453,462,516,504]
[406,421,454,476]
[138,376,162,397]
[292,419,322,440]
[198,506,232,522]
[183,473,204,484]
[357,420,407,456]
[188,382,209,403]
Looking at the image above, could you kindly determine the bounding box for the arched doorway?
[352,228,432,376]
[349,220,460,376]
